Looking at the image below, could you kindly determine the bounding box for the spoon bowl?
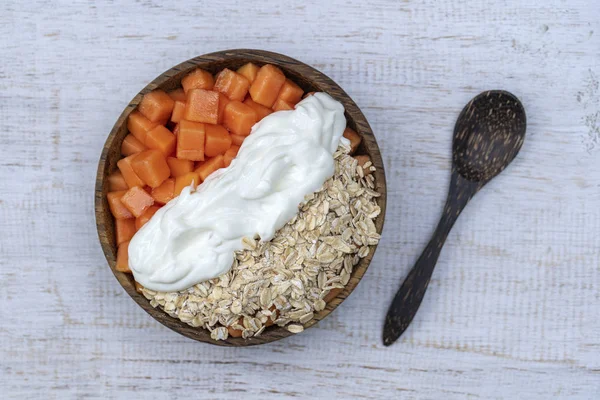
[383,90,526,346]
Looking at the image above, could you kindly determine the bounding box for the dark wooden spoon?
[383,90,526,346]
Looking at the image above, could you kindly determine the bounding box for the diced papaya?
[107,190,134,219]
[117,154,145,188]
[115,218,136,245]
[214,68,250,101]
[230,134,245,146]
[115,240,131,273]
[223,145,240,167]
[170,100,186,123]
[181,68,214,93]
[135,205,160,230]
[176,120,205,161]
[138,89,174,123]
[184,89,219,124]
[204,124,232,157]
[237,63,260,84]
[249,64,286,107]
[272,98,294,112]
[121,134,147,156]
[127,111,158,143]
[151,178,175,205]
[107,171,129,191]
[343,127,362,154]
[223,101,257,136]
[277,79,303,104]
[121,186,155,218]
[194,155,224,181]
[166,157,194,177]
[167,88,186,102]
[353,155,373,176]
[172,123,180,136]
[243,98,272,120]
[145,125,176,156]
[217,93,230,124]
[131,150,170,188]
[174,171,200,196]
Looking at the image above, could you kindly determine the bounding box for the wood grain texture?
[95,49,387,346]
[1,0,599,398]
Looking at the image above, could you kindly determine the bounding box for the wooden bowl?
[95,49,387,346]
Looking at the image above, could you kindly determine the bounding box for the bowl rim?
[95,49,387,346]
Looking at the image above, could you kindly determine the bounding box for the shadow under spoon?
[383,90,527,346]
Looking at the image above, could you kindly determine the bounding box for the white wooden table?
[1,1,599,398]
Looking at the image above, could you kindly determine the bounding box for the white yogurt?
[129,93,347,292]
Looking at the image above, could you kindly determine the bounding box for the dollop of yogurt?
[129,93,347,292]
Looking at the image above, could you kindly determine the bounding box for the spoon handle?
[383,170,480,346]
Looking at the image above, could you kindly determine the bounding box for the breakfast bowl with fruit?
[95,49,386,346]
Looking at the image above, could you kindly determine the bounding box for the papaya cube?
[272,98,294,112]
[121,134,147,156]
[135,205,160,230]
[168,88,187,102]
[166,157,194,177]
[151,178,175,205]
[223,101,257,136]
[116,240,131,273]
[223,145,240,167]
[195,155,225,181]
[170,100,186,123]
[138,89,174,123]
[217,93,231,124]
[249,64,286,107]
[145,125,176,156]
[243,98,272,120]
[277,79,304,104]
[174,172,200,196]
[131,150,170,188]
[181,68,214,93]
[343,127,362,154]
[117,154,145,188]
[173,123,180,136]
[107,190,134,219]
[214,68,250,101]
[205,124,232,157]
[237,63,260,84]
[121,186,155,217]
[115,218,136,246]
[184,89,219,124]
[230,134,245,146]
[127,111,158,143]
[107,171,129,191]
[176,120,205,161]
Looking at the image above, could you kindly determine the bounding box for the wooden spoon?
[383,90,526,346]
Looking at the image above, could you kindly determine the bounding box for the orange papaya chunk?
[117,154,145,188]
[145,125,176,156]
[131,150,170,188]
[181,68,214,93]
[174,171,200,196]
[277,79,303,104]
[107,171,129,191]
[121,134,147,156]
[223,101,257,136]
[194,155,225,181]
[115,218,136,246]
[223,145,240,167]
[107,190,134,219]
[230,134,245,146]
[151,178,175,205]
[343,127,362,154]
[139,89,174,123]
[272,98,294,112]
[184,89,219,124]
[170,100,186,123]
[176,120,205,161]
[249,64,286,107]
[217,93,231,124]
[135,205,160,230]
[121,186,155,217]
[127,111,158,143]
[204,124,232,157]
[214,68,250,101]
[167,88,186,102]
[237,63,260,84]
[115,240,131,273]
[166,157,194,177]
[243,98,272,120]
